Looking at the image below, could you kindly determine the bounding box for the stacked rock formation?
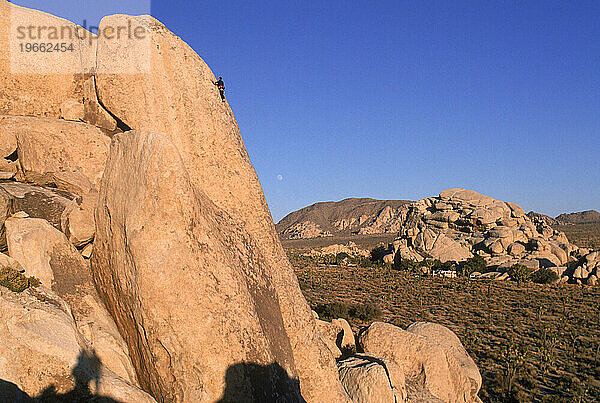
[569,250,600,286]
[393,189,575,266]
[391,189,600,284]
[0,2,483,402]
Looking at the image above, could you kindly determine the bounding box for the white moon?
[277,174,283,181]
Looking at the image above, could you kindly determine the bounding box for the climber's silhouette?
[214,76,226,101]
[0,349,121,402]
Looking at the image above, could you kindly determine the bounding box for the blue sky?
[14,1,600,222]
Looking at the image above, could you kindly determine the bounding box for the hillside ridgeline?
[277,198,412,239]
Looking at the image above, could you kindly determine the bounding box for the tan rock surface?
[60,98,85,121]
[95,15,348,402]
[81,243,93,259]
[0,0,94,118]
[5,216,137,384]
[0,189,9,250]
[0,159,17,179]
[5,217,57,286]
[0,116,110,189]
[360,322,476,403]
[406,322,481,401]
[50,170,95,195]
[92,131,311,402]
[0,251,23,271]
[61,190,97,247]
[0,182,75,241]
[332,318,356,352]
[338,353,407,403]
[82,76,117,131]
[0,286,155,402]
[0,124,16,158]
[316,319,343,358]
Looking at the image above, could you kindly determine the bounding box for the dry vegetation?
[290,254,600,402]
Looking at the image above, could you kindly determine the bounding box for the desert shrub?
[356,255,390,270]
[348,303,382,321]
[357,257,374,268]
[370,245,390,262]
[396,258,418,271]
[0,266,40,292]
[500,339,529,399]
[396,259,449,275]
[314,302,349,321]
[531,268,559,284]
[537,328,558,374]
[508,264,533,284]
[314,302,382,322]
[431,259,456,270]
[460,255,487,277]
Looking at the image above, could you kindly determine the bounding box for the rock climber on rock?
[213,77,225,101]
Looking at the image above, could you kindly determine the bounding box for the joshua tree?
[500,339,529,399]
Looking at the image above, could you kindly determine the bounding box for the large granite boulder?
[406,322,481,401]
[92,131,336,402]
[360,322,479,403]
[60,190,97,247]
[95,15,348,402]
[0,182,76,249]
[337,353,407,403]
[0,116,110,192]
[316,318,356,358]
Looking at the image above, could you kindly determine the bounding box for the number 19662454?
[19,42,74,52]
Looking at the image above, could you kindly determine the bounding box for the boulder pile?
[0,1,483,402]
[391,189,599,284]
[317,318,482,403]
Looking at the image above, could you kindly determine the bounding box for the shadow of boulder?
[217,362,305,403]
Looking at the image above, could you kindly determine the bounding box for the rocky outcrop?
[304,241,370,258]
[0,3,487,402]
[568,251,600,285]
[281,220,333,239]
[5,216,137,384]
[0,286,155,402]
[526,211,558,226]
[0,182,76,249]
[94,14,349,402]
[0,116,110,192]
[555,210,600,224]
[392,189,579,271]
[360,322,480,403]
[93,131,324,401]
[0,0,95,118]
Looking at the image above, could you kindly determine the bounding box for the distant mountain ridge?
[555,210,600,224]
[527,210,600,225]
[278,197,599,240]
[276,198,412,239]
